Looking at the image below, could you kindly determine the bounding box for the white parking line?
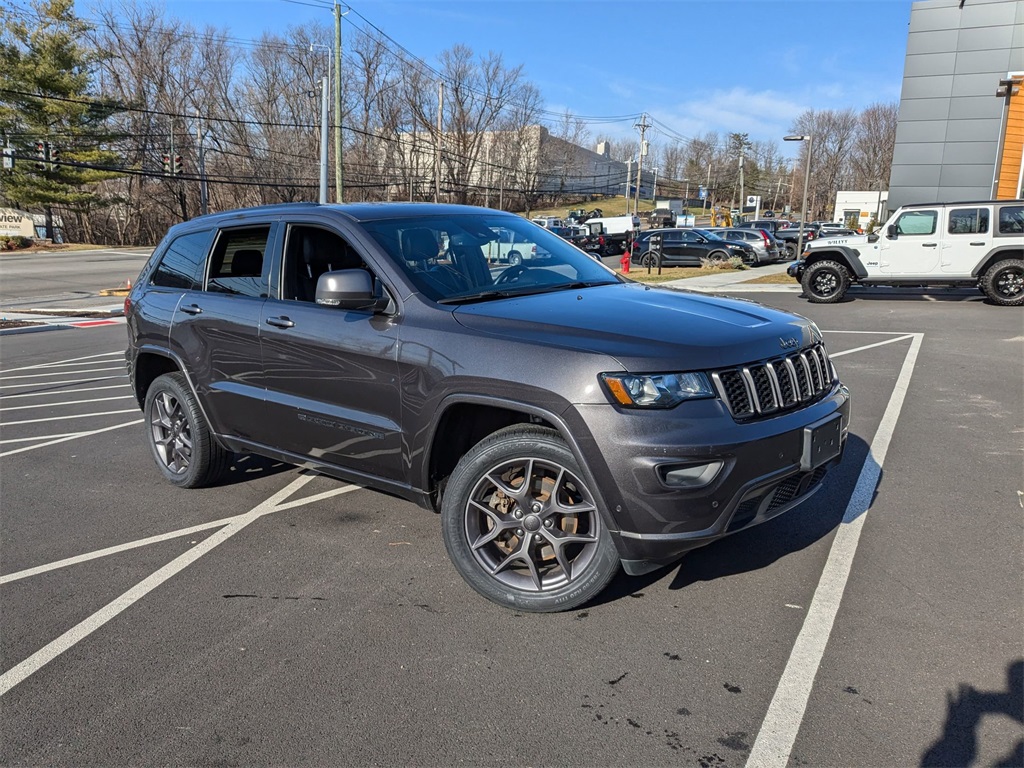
[0,384,129,400]
[0,375,127,390]
[0,474,360,697]
[1,351,123,374]
[0,419,143,457]
[2,409,140,426]
[0,367,124,381]
[0,395,135,412]
[829,334,915,359]
[746,332,924,768]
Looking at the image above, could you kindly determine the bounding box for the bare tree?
[851,101,898,191]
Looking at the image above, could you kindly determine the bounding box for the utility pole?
[702,162,711,215]
[484,139,491,208]
[625,157,631,204]
[652,166,658,201]
[738,148,745,223]
[196,114,208,215]
[333,1,345,203]
[633,113,650,215]
[435,80,443,203]
[319,75,329,204]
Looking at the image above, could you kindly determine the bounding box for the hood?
[452,283,818,371]
[808,234,871,250]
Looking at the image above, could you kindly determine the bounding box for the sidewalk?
[661,262,802,293]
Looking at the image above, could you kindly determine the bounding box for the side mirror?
[867,233,879,243]
[315,269,386,311]
[886,224,898,238]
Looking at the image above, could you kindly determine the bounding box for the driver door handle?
[266,316,295,329]
[179,304,203,315]
[922,243,937,247]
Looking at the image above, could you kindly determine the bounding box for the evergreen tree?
[0,0,122,239]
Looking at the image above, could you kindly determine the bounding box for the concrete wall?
[888,0,1024,212]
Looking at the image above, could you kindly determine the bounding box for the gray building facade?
[888,0,1024,212]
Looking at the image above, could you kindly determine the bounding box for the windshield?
[360,212,621,303]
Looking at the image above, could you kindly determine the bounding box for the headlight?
[600,371,715,408]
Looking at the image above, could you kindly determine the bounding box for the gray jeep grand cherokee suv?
[125,203,850,612]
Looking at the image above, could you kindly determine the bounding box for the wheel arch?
[972,246,1024,278]
[132,347,185,408]
[803,247,866,279]
[421,396,608,520]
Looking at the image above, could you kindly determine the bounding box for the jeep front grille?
[711,344,835,420]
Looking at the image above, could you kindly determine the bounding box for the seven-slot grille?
[711,343,834,419]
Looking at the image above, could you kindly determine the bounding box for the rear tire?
[144,372,229,488]
[980,258,1024,306]
[802,260,850,303]
[507,251,523,267]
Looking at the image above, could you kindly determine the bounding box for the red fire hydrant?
[620,244,631,273]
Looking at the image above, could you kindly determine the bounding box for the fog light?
[662,461,723,488]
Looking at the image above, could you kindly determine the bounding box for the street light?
[784,134,813,257]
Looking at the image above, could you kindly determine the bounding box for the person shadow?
[920,659,1023,767]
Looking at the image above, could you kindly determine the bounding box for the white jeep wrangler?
[788,200,1023,306]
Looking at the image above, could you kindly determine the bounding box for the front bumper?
[567,383,850,573]
[787,260,805,279]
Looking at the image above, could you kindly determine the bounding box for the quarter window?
[894,210,937,236]
[206,226,271,297]
[152,230,212,290]
[997,205,1024,234]
[947,208,989,234]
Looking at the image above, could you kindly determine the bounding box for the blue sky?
[80,0,913,155]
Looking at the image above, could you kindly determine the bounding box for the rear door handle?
[922,243,937,247]
[180,304,203,315]
[266,316,295,329]
[970,241,985,246]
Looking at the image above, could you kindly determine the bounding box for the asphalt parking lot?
[1,292,1021,767]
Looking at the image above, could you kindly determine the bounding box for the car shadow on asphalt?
[591,432,872,605]
[215,453,294,486]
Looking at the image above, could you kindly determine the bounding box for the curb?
[0,323,73,336]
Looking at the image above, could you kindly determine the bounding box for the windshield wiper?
[437,280,617,305]
[437,289,519,305]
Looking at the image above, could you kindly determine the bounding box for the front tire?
[980,258,1024,306]
[144,372,229,488]
[802,260,850,303]
[507,251,523,267]
[440,425,619,612]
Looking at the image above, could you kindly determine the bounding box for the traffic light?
[35,141,46,171]
[161,153,171,174]
[173,155,183,175]
[47,143,59,167]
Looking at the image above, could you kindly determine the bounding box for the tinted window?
[997,205,1024,234]
[894,210,937,235]
[948,208,989,234]
[152,230,212,290]
[207,226,271,297]
[281,225,370,303]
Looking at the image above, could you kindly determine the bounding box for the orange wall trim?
[996,78,1023,199]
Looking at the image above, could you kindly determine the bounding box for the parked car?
[631,228,758,267]
[125,202,850,612]
[704,227,783,265]
[774,223,821,257]
[483,227,538,265]
[644,208,677,228]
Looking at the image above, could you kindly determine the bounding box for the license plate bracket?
[801,414,843,471]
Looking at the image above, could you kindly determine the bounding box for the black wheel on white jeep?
[802,260,850,303]
[440,425,619,613]
[980,258,1024,307]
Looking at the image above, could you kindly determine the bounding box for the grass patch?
[622,266,746,284]
[739,272,800,285]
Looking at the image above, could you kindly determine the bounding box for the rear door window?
[152,230,212,290]
[206,226,272,297]
[947,208,989,234]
